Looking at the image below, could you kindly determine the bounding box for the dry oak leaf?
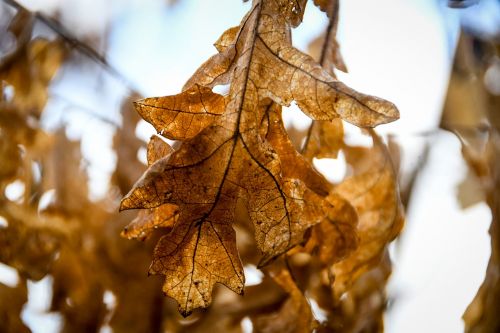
[122,101,326,315]
[302,118,344,160]
[459,131,500,333]
[0,37,65,116]
[263,102,332,197]
[121,0,399,316]
[252,264,317,333]
[135,85,225,141]
[303,192,359,266]
[0,202,63,280]
[122,135,178,240]
[185,0,399,128]
[331,131,404,297]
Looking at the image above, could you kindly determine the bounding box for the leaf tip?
[179,308,193,318]
[257,254,275,269]
[119,197,133,211]
[119,227,129,238]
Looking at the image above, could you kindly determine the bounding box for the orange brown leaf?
[120,0,399,316]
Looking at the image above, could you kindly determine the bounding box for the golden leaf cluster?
[0,1,414,332]
[120,0,403,323]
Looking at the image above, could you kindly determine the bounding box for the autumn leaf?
[264,102,332,197]
[459,131,500,333]
[441,34,500,332]
[252,264,317,333]
[302,118,344,160]
[292,131,401,332]
[303,192,359,266]
[120,0,399,316]
[135,85,226,141]
[331,131,404,297]
[121,135,178,240]
[0,201,64,280]
[0,0,411,330]
[0,37,65,116]
[322,251,393,333]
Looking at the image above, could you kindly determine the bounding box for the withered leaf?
[252,264,317,333]
[264,102,331,197]
[460,132,500,333]
[441,33,500,332]
[122,105,325,314]
[148,199,244,316]
[146,134,175,164]
[121,204,178,241]
[331,131,404,297]
[186,1,398,127]
[302,118,344,160]
[214,26,240,53]
[135,85,226,140]
[322,251,392,333]
[0,37,65,116]
[304,192,359,265]
[121,0,399,316]
[0,206,62,280]
[122,135,178,240]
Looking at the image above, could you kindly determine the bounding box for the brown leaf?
[252,264,317,333]
[190,1,398,127]
[303,0,346,160]
[0,37,65,116]
[121,0,399,316]
[183,43,236,90]
[146,134,175,164]
[148,199,244,317]
[121,105,325,313]
[332,131,404,297]
[135,84,226,140]
[302,118,344,160]
[122,135,178,240]
[275,0,308,28]
[441,33,500,332]
[321,251,392,333]
[121,205,178,241]
[214,26,240,53]
[304,193,359,266]
[459,132,500,333]
[264,102,331,196]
